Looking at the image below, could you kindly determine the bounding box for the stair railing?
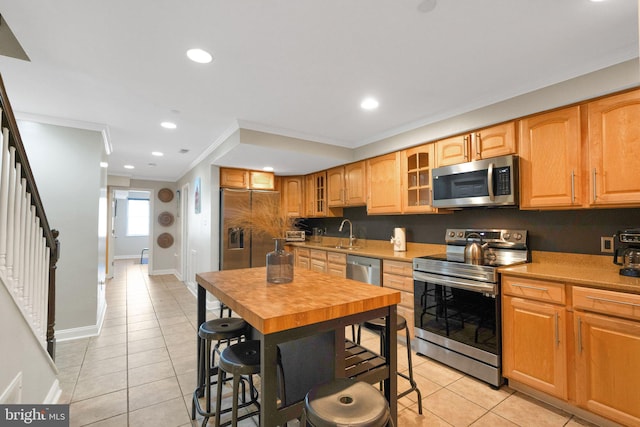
[0,73,60,359]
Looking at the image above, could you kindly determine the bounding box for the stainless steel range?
[413,228,529,387]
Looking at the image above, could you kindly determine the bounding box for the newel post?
[47,229,60,360]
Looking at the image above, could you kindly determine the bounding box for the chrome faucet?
[339,219,356,247]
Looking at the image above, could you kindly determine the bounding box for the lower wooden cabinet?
[327,252,346,278]
[502,295,568,399]
[382,260,415,338]
[295,247,310,270]
[573,287,640,426]
[503,275,640,426]
[309,249,327,273]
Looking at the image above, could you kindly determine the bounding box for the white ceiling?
[0,0,637,181]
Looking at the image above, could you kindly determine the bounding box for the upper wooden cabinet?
[220,168,275,190]
[303,172,322,217]
[367,152,401,214]
[435,122,516,167]
[519,106,583,209]
[400,143,437,213]
[588,89,640,207]
[281,176,304,217]
[327,161,367,207]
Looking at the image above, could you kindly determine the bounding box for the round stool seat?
[305,378,390,427]
[363,315,407,332]
[219,340,261,376]
[198,318,247,341]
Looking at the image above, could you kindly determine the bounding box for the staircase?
[0,74,59,359]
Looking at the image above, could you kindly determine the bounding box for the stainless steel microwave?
[432,154,518,208]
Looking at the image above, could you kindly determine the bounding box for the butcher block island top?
[196,267,401,334]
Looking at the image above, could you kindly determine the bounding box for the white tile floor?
[55,260,601,426]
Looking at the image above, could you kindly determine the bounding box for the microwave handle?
[487,162,494,201]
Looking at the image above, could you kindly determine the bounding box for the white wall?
[0,279,59,404]
[176,135,226,287]
[19,121,105,334]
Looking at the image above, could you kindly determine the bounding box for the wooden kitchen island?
[196,267,401,426]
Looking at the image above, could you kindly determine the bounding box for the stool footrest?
[344,340,387,384]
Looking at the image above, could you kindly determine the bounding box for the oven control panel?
[445,228,527,249]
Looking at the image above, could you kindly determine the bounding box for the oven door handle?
[413,271,497,295]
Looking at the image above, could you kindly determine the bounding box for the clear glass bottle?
[266,238,294,284]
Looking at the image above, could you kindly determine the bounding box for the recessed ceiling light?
[360,97,379,110]
[100,162,109,168]
[186,48,213,64]
[161,121,177,129]
[152,151,164,157]
[263,166,274,172]
[124,165,135,170]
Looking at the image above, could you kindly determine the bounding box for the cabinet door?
[326,167,345,207]
[401,144,436,213]
[502,296,568,399]
[472,122,516,160]
[282,176,304,217]
[367,152,402,214]
[220,168,249,188]
[344,161,367,206]
[249,171,275,190]
[304,174,316,217]
[435,134,469,167]
[575,312,640,426]
[588,89,640,206]
[519,106,582,209]
[295,248,310,270]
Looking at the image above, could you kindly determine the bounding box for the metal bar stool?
[301,378,391,427]
[214,340,286,427]
[192,317,249,426]
[360,315,423,414]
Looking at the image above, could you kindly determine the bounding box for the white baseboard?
[113,255,142,260]
[56,324,100,342]
[149,268,178,276]
[44,379,62,404]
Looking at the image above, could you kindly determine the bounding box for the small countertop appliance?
[614,228,640,277]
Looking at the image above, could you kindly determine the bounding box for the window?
[127,198,150,236]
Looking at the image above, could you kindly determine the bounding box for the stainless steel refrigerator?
[219,188,280,270]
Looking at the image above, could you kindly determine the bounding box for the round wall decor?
[157,233,174,248]
[158,188,174,203]
[158,211,175,227]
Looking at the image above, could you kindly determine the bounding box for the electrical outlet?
[601,236,614,253]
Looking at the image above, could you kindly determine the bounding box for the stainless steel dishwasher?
[346,254,381,286]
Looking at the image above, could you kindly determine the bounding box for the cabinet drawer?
[310,249,327,261]
[310,259,326,273]
[502,276,565,304]
[327,252,346,265]
[383,260,413,277]
[573,287,640,321]
[327,263,346,278]
[383,273,414,293]
[296,247,310,257]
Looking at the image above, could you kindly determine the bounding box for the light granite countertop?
[287,237,445,263]
[499,251,640,295]
[290,239,640,294]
